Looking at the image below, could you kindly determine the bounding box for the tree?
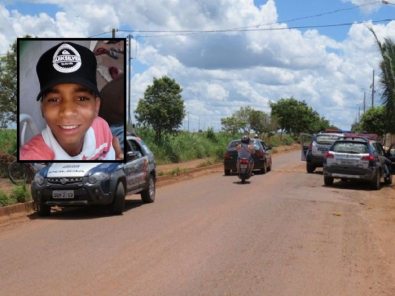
[250,110,270,135]
[221,115,243,134]
[359,106,387,136]
[135,76,185,142]
[0,40,17,127]
[269,97,322,136]
[369,28,395,133]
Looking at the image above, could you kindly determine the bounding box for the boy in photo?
[20,41,117,160]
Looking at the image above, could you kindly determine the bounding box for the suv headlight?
[88,172,110,184]
[34,173,45,186]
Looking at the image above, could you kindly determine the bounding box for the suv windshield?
[332,142,368,154]
[316,134,341,144]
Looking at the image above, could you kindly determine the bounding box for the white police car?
[31,136,156,216]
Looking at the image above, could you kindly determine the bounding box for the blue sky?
[2,0,395,131]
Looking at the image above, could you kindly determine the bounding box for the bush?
[0,163,8,178]
[0,129,17,157]
[10,184,31,203]
[0,191,12,207]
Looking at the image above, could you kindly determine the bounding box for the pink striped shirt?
[20,117,115,160]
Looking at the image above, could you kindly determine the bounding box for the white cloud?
[2,0,395,131]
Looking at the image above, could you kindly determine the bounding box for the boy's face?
[40,83,100,155]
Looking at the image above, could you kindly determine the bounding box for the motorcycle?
[237,158,252,184]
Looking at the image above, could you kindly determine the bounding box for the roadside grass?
[0,129,17,156]
[0,184,31,207]
[135,127,296,165]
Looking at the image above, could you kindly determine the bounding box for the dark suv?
[31,135,156,216]
[323,134,392,190]
[301,131,344,173]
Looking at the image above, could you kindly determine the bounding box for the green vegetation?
[0,39,17,127]
[0,129,17,156]
[136,126,296,165]
[136,127,238,164]
[352,106,387,135]
[135,76,186,143]
[0,184,31,207]
[10,184,31,203]
[270,98,333,136]
[369,28,395,134]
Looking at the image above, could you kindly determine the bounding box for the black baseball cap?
[36,41,100,101]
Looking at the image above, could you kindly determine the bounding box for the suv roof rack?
[337,135,371,142]
[343,133,377,140]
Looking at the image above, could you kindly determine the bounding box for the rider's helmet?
[241,135,250,144]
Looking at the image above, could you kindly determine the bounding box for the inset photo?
[18,38,126,161]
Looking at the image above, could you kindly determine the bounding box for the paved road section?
[1,151,395,295]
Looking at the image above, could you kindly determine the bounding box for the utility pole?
[127,35,133,133]
[371,70,375,107]
[112,28,116,38]
[188,112,190,132]
[363,91,366,113]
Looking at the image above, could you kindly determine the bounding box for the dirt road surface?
[1,150,395,295]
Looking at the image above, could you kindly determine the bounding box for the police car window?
[125,141,133,154]
[374,143,384,156]
[316,135,340,144]
[130,140,144,157]
[333,142,367,153]
[371,143,378,156]
[140,140,153,155]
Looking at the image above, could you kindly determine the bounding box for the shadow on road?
[322,179,385,191]
[28,198,144,220]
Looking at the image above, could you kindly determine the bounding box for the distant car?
[31,135,157,216]
[322,134,392,190]
[224,138,272,175]
[301,131,345,173]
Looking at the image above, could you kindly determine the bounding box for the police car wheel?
[324,176,334,186]
[306,163,315,174]
[384,172,392,185]
[371,172,381,190]
[109,182,125,215]
[37,203,51,217]
[141,175,155,203]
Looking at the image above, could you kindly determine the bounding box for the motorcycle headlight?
[34,173,45,186]
[88,172,110,184]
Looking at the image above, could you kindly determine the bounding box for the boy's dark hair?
[40,86,97,101]
[36,41,100,101]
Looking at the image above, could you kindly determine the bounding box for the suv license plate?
[52,190,74,199]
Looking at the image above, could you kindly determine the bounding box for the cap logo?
[52,43,82,73]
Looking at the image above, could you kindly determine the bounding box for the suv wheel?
[324,176,334,186]
[267,158,272,172]
[306,162,315,174]
[224,169,231,176]
[371,172,381,190]
[109,182,126,215]
[260,161,267,174]
[36,203,51,217]
[384,171,392,185]
[141,175,156,203]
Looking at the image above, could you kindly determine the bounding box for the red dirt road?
[0,150,395,295]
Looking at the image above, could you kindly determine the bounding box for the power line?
[88,31,114,38]
[118,19,394,38]
[220,0,383,32]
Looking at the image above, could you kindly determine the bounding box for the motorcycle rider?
[237,135,255,175]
